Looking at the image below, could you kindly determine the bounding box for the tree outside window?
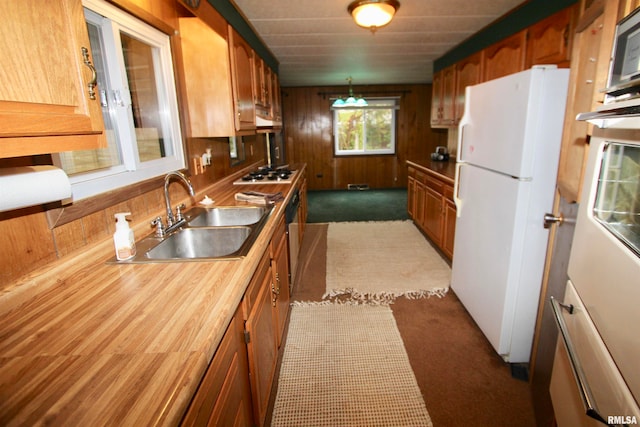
[333,98,398,156]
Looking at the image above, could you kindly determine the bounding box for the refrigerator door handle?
[457,122,469,163]
[454,162,464,217]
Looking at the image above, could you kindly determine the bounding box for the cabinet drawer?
[443,184,454,201]
[415,170,428,185]
[425,175,444,194]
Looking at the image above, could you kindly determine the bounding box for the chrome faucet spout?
[164,170,195,227]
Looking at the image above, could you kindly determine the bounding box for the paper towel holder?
[0,166,72,213]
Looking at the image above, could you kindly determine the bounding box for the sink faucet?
[161,170,195,235]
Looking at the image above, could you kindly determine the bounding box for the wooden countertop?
[0,164,306,426]
[406,159,456,184]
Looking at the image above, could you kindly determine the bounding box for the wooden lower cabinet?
[183,212,295,427]
[424,186,444,243]
[270,215,290,347]
[181,305,253,427]
[407,165,456,260]
[443,198,457,259]
[243,251,278,426]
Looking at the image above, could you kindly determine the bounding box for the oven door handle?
[550,296,609,425]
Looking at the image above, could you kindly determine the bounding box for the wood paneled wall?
[281,84,447,190]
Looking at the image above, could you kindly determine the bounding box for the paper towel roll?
[0,166,72,212]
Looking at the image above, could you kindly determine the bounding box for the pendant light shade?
[348,0,400,33]
[332,77,368,108]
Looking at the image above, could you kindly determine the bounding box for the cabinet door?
[483,31,527,81]
[253,56,266,108]
[0,0,105,157]
[423,187,444,243]
[526,6,574,68]
[271,216,290,347]
[229,27,256,131]
[430,70,443,125]
[179,17,235,137]
[441,66,456,125]
[271,72,282,122]
[430,66,455,127]
[244,252,277,426]
[407,175,416,218]
[455,51,483,123]
[298,177,308,239]
[181,306,253,427]
[443,198,457,260]
[557,1,618,202]
[414,180,426,228]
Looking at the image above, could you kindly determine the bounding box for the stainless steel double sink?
[111,205,273,263]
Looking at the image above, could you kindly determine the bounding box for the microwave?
[605,6,640,101]
[576,7,640,128]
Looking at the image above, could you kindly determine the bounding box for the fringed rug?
[324,221,450,303]
[271,303,432,426]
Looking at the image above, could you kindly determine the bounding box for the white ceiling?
[231,0,527,87]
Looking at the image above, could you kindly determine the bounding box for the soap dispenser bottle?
[113,212,136,260]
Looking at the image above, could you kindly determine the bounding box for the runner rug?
[270,303,432,426]
[324,220,450,303]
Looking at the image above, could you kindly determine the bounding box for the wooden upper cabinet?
[179,17,235,137]
[254,56,274,120]
[557,0,619,202]
[0,0,105,158]
[430,65,455,127]
[483,30,527,81]
[526,6,575,68]
[229,26,256,132]
[619,0,640,19]
[253,56,266,108]
[271,72,282,122]
[454,51,483,123]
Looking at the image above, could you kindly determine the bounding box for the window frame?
[53,0,185,201]
[332,97,399,157]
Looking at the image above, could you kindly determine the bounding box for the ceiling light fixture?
[348,0,400,33]
[332,77,368,108]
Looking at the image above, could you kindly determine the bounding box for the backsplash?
[0,137,266,287]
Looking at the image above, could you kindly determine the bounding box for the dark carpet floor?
[306,188,409,223]
[267,224,536,426]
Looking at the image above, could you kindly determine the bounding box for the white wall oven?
[551,8,640,425]
[551,130,640,426]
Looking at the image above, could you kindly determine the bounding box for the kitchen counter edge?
[0,163,307,426]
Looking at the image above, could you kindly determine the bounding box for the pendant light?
[348,0,400,33]
[332,77,368,108]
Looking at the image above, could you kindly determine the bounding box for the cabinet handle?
[271,282,278,306]
[81,47,98,101]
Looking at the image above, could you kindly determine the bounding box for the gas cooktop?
[233,166,297,185]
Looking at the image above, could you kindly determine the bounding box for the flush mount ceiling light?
[332,77,368,108]
[348,0,400,33]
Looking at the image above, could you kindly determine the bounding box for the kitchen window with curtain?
[53,0,185,200]
[332,98,398,156]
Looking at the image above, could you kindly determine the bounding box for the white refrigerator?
[451,66,569,363]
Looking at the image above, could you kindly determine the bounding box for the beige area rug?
[271,303,432,427]
[324,221,450,303]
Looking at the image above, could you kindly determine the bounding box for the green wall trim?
[207,0,279,73]
[433,0,578,72]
